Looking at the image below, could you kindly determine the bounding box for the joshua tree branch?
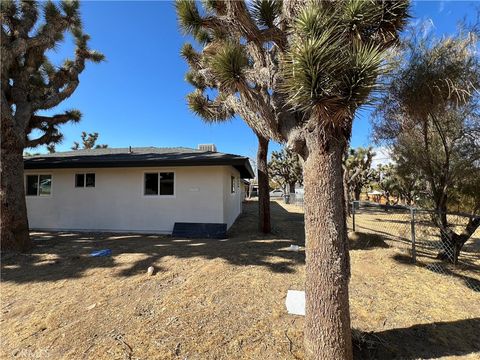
[25,128,62,148]
[28,111,81,131]
[18,2,38,37]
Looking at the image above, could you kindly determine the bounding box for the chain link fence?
[290,192,304,208]
[348,201,413,253]
[289,196,479,291]
[349,201,480,291]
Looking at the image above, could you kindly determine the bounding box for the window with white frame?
[26,174,52,196]
[144,172,174,196]
[75,173,95,188]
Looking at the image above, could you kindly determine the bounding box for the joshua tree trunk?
[354,187,361,201]
[1,120,32,252]
[289,182,296,194]
[303,130,352,360]
[257,134,271,233]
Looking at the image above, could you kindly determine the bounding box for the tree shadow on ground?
[407,240,480,270]
[353,224,411,247]
[353,318,480,359]
[1,201,306,283]
[372,217,410,225]
[393,254,480,292]
[461,238,480,258]
[348,232,390,250]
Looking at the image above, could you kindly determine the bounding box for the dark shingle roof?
[24,147,254,178]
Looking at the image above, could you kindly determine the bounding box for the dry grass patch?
[1,201,479,359]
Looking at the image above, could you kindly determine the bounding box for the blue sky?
[38,0,479,158]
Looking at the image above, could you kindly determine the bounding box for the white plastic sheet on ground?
[285,290,305,316]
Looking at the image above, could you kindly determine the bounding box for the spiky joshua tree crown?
[1,0,104,148]
[176,0,409,153]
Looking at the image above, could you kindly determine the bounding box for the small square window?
[76,173,95,188]
[85,173,95,187]
[144,173,159,195]
[26,175,39,196]
[144,172,175,196]
[75,174,85,187]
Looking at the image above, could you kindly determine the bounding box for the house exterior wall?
[25,165,240,233]
[222,167,242,228]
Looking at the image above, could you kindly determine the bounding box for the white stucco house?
[23,146,254,235]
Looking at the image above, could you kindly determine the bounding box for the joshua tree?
[180,33,272,233]
[374,163,399,205]
[383,159,422,206]
[374,26,480,263]
[1,0,103,252]
[72,131,108,150]
[176,1,408,358]
[268,147,303,193]
[44,131,108,153]
[46,144,56,153]
[344,147,375,202]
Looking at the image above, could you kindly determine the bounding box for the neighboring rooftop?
[24,147,254,178]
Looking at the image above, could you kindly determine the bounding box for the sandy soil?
[1,200,479,359]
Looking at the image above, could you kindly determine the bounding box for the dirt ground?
[1,200,479,359]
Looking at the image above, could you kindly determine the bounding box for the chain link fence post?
[352,201,356,232]
[410,207,416,263]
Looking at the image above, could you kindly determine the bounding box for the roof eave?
[24,158,255,178]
